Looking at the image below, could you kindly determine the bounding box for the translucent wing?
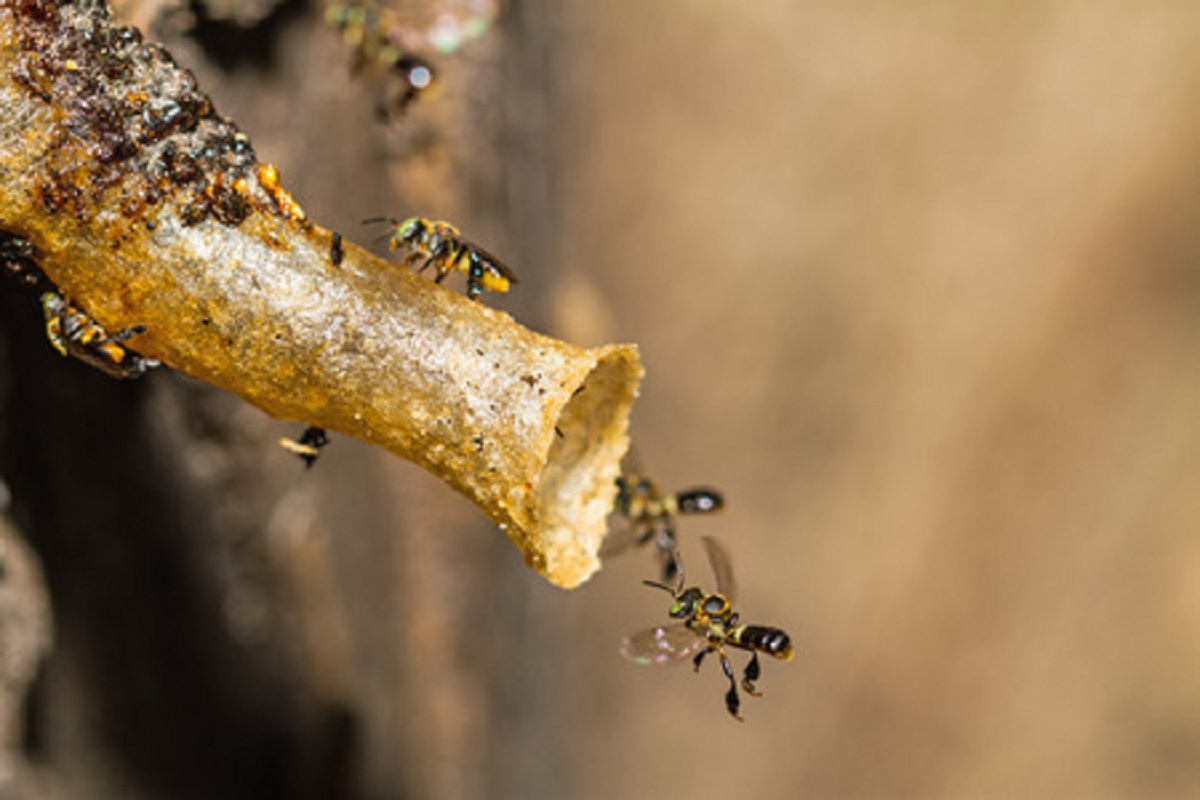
[620,445,645,477]
[460,239,518,283]
[620,624,707,666]
[599,507,647,558]
[600,446,653,558]
[702,536,737,604]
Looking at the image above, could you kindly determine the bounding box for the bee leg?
[120,354,160,377]
[466,259,484,301]
[280,425,329,468]
[659,543,681,585]
[97,323,148,345]
[661,552,680,584]
[634,522,656,548]
[90,324,155,372]
[652,522,677,554]
[742,652,762,697]
[427,239,453,279]
[718,648,743,721]
[692,647,709,674]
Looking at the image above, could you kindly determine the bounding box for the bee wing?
[459,239,518,282]
[620,624,707,666]
[702,535,737,605]
[620,445,647,478]
[600,505,651,558]
[601,447,651,558]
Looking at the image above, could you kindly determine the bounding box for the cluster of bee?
[285,213,791,722]
[5,4,791,725]
[609,456,794,721]
[292,5,513,464]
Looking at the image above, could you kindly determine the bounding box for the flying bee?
[602,455,724,582]
[377,55,436,115]
[325,2,438,116]
[41,292,160,379]
[279,425,329,468]
[367,216,517,302]
[621,536,793,722]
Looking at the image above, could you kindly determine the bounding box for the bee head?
[40,292,64,316]
[397,217,424,243]
[668,587,705,619]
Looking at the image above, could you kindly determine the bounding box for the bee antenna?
[642,579,676,596]
[361,216,396,226]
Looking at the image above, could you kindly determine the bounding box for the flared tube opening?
[531,345,642,588]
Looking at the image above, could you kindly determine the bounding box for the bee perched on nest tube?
[40,292,161,379]
[368,215,518,302]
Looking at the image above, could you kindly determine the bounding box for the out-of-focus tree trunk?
[0,0,571,797]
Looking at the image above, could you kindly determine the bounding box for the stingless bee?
[378,55,436,114]
[602,455,724,582]
[330,231,345,266]
[621,536,793,722]
[367,216,517,302]
[41,292,160,379]
[279,426,329,468]
[325,2,438,116]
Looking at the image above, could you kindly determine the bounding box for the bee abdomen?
[736,626,794,660]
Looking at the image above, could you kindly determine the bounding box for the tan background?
[556,3,1200,798]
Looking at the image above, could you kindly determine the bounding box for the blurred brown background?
[2,0,1199,798]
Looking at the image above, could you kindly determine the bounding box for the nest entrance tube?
[532,348,643,588]
[0,0,645,589]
